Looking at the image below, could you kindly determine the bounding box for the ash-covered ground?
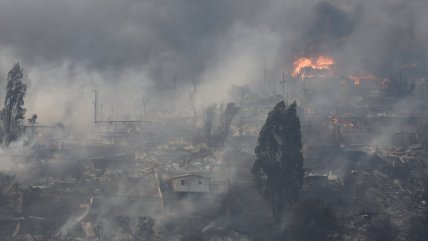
[1,84,428,241]
[1,0,428,241]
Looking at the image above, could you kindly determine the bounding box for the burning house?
[1,0,428,240]
[291,55,335,80]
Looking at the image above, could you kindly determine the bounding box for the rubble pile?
[336,147,428,241]
[0,172,23,238]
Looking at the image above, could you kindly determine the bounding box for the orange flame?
[348,74,375,86]
[291,55,334,78]
[349,76,360,86]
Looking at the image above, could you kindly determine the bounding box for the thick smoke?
[0,0,426,133]
[291,1,357,58]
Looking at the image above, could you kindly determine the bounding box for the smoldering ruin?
[0,0,428,240]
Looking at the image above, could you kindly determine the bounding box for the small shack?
[170,174,211,193]
[163,174,229,194]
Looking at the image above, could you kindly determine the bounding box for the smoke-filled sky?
[0,0,427,132]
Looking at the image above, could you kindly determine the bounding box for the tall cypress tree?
[2,63,27,144]
[252,101,304,223]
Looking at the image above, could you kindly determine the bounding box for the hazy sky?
[0,0,426,130]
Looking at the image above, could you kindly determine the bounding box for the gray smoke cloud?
[0,0,426,133]
[0,0,265,80]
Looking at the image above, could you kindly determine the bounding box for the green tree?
[408,212,428,241]
[252,101,304,223]
[2,63,27,144]
[288,199,339,241]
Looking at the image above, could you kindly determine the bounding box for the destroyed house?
[163,174,229,193]
[391,132,419,146]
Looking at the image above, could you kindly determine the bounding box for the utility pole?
[264,58,268,92]
[93,90,98,124]
[273,80,276,96]
[142,97,147,117]
[134,101,138,121]
[281,72,286,101]
[100,104,103,122]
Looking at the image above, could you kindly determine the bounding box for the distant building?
[170,174,210,193]
[391,132,419,146]
[162,174,229,194]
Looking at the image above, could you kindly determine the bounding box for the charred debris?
[0,62,428,241]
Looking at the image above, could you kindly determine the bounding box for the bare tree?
[142,97,148,117]
[202,102,240,150]
[237,112,245,137]
[28,114,38,125]
[187,79,198,124]
[203,104,217,148]
[216,102,240,147]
